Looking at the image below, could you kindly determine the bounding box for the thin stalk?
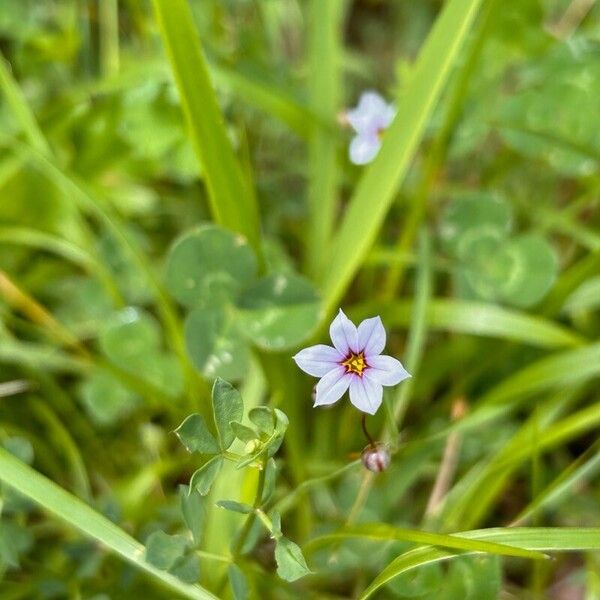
[347,231,432,523]
[232,458,268,557]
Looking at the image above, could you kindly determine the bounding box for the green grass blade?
[350,299,585,348]
[305,0,345,276]
[390,230,432,429]
[480,342,600,406]
[0,226,98,270]
[0,448,217,600]
[0,52,51,156]
[360,528,600,599]
[321,0,483,312]
[151,0,261,252]
[512,440,600,526]
[303,522,547,560]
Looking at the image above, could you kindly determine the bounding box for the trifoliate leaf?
[190,456,223,496]
[144,531,188,571]
[228,563,249,600]
[174,414,219,454]
[216,500,253,514]
[212,378,243,450]
[275,537,312,582]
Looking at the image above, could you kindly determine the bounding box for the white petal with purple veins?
[357,316,386,357]
[314,366,352,407]
[293,344,343,377]
[329,309,358,355]
[366,355,411,386]
[349,134,381,165]
[349,375,383,415]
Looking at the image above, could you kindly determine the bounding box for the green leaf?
[98,308,183,396]
[359,528,600,599]
[351,298,584,348]
[230,421,258,443]
[0,448,215,599]
[100,307,161,362]
[321,0,484,313]
[228,563,249,600]
[480,343,600,407]
[500,234,557,307]
[78,372,138,427]
[169,554,200,584]
[304,523,547,560]
[4,437,34,465]
[248,407,275,436]
[305,0,346,275]
[270,510,282,539]
[145,531,188,571]
[165,225,257,309]
[563,276,600,314]
[175,414,219,455]
[190,456,223,497]
[237,273,321,350]
[275,537,312,582]
[440,193,512,254]
[212,378,244,450]
[151,0,261,251]
[184,307,250,380]
[216,500,253,514]
[0,522,33,569]
[179,485,205,546]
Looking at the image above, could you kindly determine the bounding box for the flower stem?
[232,458,267,557]
[361,414,376,448]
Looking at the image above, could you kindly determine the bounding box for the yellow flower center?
[342,352,367,376]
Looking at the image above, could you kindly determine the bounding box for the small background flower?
[346,91,395,165]
[293,309,410,415]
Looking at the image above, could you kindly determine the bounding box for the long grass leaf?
[321,0,483,312]
[305,0,345,275]
[480,342,600,406]
[360,528,600,599]
[151,0,261,252]
[0,448,217,600]
[0,52,51,155]
[350,299,585,348]
[304,522,547,560]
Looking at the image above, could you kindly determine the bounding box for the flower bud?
[361,443,391,473]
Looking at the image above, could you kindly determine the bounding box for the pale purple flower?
[293,309,410,415]
[346,91,395,165]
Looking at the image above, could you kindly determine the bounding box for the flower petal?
[329,309,358,355]
[346,91,389,135]
[349,376,383,415]
[357,316,386,357]
[366,355,411,386]
[349,134,381,165]
[293,344,343,377]
[314,367,351,407]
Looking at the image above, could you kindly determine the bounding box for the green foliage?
[0,0,598,598]
[441,194,557,307]
[145,531,189,571]
[275,537,312,582]
[175,415,219,454]
[166,225,320,378]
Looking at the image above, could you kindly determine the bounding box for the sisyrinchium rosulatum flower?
[344,90,395,165]
[293,309,410,415]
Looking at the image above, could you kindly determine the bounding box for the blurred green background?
[0,0,599,598]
